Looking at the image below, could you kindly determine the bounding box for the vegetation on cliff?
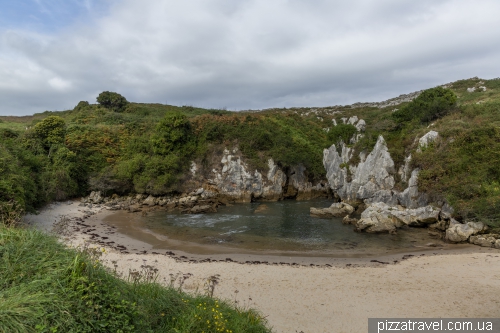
[1,77,500,227]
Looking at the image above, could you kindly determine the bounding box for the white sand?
[25,201,500,333]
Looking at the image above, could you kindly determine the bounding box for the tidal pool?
[104,199,444,257]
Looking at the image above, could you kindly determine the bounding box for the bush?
[392,87,457,125]
[151,112,194,155]
[327,123,357,145]
[96,91,129,112]
[33,116,66,149]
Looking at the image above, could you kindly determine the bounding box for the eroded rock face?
[310,202,354,218]
[210,150,328,202]
[324,136,398,206]
[323,131,441,209]
[445,221,488,243]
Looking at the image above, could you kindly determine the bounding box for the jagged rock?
[417,131,439,152]
[347,116,358,125]
[342,215,358,225]
[310,202,354,218]
[262,159,287,201]
[469,234,498,247]
[396,169,428,209]
[446,221,488,243]
[189,205,216,214]
[398,154,412,183]
[355,119,366,132]
[143,195,157,206]
[88,191,103,204]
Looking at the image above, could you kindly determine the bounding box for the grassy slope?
[0,225,271,333]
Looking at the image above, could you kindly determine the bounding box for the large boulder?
[310,202,354,218]
[445,221,488,243]
[355,202,402,233]
[390,205,440,227]
[355,202,441,233]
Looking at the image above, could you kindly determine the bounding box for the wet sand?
[24,200,500,333]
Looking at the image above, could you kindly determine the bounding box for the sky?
[0,0,499,116]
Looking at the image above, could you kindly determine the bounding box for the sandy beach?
[24,200,500,333]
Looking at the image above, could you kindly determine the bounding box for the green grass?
[0,225,272,333]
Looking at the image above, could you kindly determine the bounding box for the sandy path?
[24,201,500,333]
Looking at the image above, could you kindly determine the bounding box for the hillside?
[1,77,500,227]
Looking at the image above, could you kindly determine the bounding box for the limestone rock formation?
[445,221,488,243]
[310,202,354,218]
[355,202,441,233]
[210,150,328,202]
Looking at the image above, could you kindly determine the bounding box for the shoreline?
[24,200,500,333]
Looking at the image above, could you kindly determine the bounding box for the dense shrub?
[34,116,66,149]
[96,91,129,112]
[392,87,457,125]
[327,123,357,145]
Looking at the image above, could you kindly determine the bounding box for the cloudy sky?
[1,0,499,116]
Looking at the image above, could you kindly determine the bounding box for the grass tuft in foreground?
[0,225,272,333]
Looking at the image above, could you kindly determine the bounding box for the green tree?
[393,87,457,125]
[33,116,66,149]
[96,91,129,112]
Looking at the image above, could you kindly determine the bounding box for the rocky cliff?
[195,148,330,202]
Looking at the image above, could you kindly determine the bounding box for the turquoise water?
[135,199,440,255]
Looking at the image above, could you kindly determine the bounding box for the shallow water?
[105,199,444,256]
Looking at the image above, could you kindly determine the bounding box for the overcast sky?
[1,0,499,116]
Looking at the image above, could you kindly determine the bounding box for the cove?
[102,199,447,257]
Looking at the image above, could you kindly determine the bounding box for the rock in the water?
[189,205,216,214]
[445,220,488,243]
[355,202,403,233]
[342,215,358,225]
[310,202,354,218]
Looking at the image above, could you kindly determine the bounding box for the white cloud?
[1,0,500,115]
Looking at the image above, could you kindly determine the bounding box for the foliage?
[412,104,500,226]
[96,91,129,112]
[151,112,194,155]
[74,101,90,111]
[327,123,357,145]
[0,225,272,333]
[33,116,66,149]
[392,87,457,125]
